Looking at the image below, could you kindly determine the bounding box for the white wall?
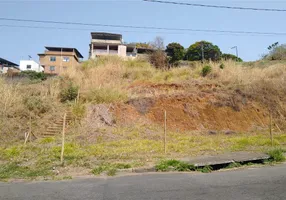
[19,60,43,72]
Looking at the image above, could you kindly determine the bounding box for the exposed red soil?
[112,83,269,132]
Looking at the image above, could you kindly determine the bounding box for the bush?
[221,54,243,62]
[268,148,285,162]
[20,71,47,81]
[59,83,79,102]
[219,63,225,69]
[149,50,168,69]
[201,65,212,77]
[23,96,50,114]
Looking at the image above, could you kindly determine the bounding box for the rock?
[224,130,236,135]
[208,130,217,135]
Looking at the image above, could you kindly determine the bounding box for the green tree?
[221,53,243,62]
[166,42,185,64]
[185,41,222,61]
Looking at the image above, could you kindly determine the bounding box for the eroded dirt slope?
[112,82,268,132]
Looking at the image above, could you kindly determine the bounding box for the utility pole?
[201,43,204,63]
[231,46,239,61]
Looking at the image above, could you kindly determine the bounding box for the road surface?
[1,164,286,200]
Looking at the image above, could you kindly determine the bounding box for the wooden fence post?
[269,111,273,147]
[24,113,32,146]
[60,113,67,165]
[164,110,167,154]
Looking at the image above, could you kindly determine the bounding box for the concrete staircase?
[42,111,73,137]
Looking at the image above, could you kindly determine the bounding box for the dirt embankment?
[111,83,269,132]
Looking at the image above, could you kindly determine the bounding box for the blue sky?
[0,0,285,63]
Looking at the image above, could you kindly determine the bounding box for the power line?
[143,0,286,12]
[1,24,282,37]
[0,17,286,36]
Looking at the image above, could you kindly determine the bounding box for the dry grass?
[1,56,286,179]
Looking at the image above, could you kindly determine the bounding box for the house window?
[26,65,32,69]
[50,66,55,71]
[63,57,70,62]
[50,57,56,62]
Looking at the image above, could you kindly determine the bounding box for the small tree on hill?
[166,42,185,64]
[149,36,168,69]
[221,53,243,62]
[185,41,222,62]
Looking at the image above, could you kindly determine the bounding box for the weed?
[219,63,225,69]
[198,165,213,173]
[155,159,194,172]
[226,162,242,169]
[268,148,286,162]
[91,162,131,176]
[107,168,117,176]
[63,176,73,180]
[39,137,55,144]
[201,65,212,77]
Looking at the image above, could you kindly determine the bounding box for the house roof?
[91,32,122,41]
[0,57,19,66]
[44,46,84,58]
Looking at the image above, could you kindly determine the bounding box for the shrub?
[20,71,47,81]
[59,83,79,102]
[149,50,168,69]
[268,148,285,162]
[219,63,225,69]
[23,96,50,114]
[221,54,243,62]
[201,65,212,77]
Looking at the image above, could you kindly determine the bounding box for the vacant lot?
[0,57,285,180]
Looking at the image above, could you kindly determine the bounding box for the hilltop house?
[38,47,83,74]
[20,60,44,72]
[89,32,154,59]
[0,57,20,74]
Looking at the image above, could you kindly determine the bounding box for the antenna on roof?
[28,55,32,60]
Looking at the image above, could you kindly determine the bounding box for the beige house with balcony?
[38,47,83,74]
[89,32,152,59]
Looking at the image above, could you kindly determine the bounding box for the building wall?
[19,60,43,72]
[0,65,20,74]
[39,53,80,74]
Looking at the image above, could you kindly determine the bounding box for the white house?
[19,60,43,72]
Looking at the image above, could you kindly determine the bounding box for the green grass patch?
[155,159,195,172]
[226,162,242,169]
[0,163,51,180]
[85,88,128,104]
[268,148,286,162]
[92,162,132,176]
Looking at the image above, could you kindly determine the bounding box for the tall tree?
[166,42,185,63]
[185,41,222,61]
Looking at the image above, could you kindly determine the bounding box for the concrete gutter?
[119,152,270,173]
[182,152,270,167]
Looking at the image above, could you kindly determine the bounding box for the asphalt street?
[1,164,286,200]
